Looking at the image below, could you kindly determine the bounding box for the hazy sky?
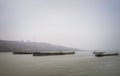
[0,0,120,50]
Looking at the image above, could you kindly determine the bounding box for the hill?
[0,40,81,52]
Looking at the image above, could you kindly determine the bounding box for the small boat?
[93,52,119,57]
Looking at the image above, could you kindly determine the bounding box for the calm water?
[0,52,120,76]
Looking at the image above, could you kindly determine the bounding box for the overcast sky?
[0,0,120,50]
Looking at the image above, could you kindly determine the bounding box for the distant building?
[20,40,24,42]
[26,40,31,42]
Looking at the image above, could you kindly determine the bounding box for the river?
[0,52,120,76]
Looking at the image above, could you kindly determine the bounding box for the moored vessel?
[93,52,119,57]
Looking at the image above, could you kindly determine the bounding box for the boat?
[33,52,75,56]
[93,52,119,57]
[13,52,32,54]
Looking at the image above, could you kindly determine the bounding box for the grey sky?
[0,0,120,50]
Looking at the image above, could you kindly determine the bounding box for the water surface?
[0,52,120,76]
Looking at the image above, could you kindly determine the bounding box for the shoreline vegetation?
[13,51,75,56]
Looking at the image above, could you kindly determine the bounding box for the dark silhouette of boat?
[13,51,75,56]
[13,52,32,54]
[33,52,75,56]
[93,52,119,57]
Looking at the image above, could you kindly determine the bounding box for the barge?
[93,52,119,57]
[13,51,75,56]
[33,52,75,56]
[13,52,32,54]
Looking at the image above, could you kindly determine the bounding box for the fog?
[0,0,120,50]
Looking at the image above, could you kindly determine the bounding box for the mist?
[0,0,120,50]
